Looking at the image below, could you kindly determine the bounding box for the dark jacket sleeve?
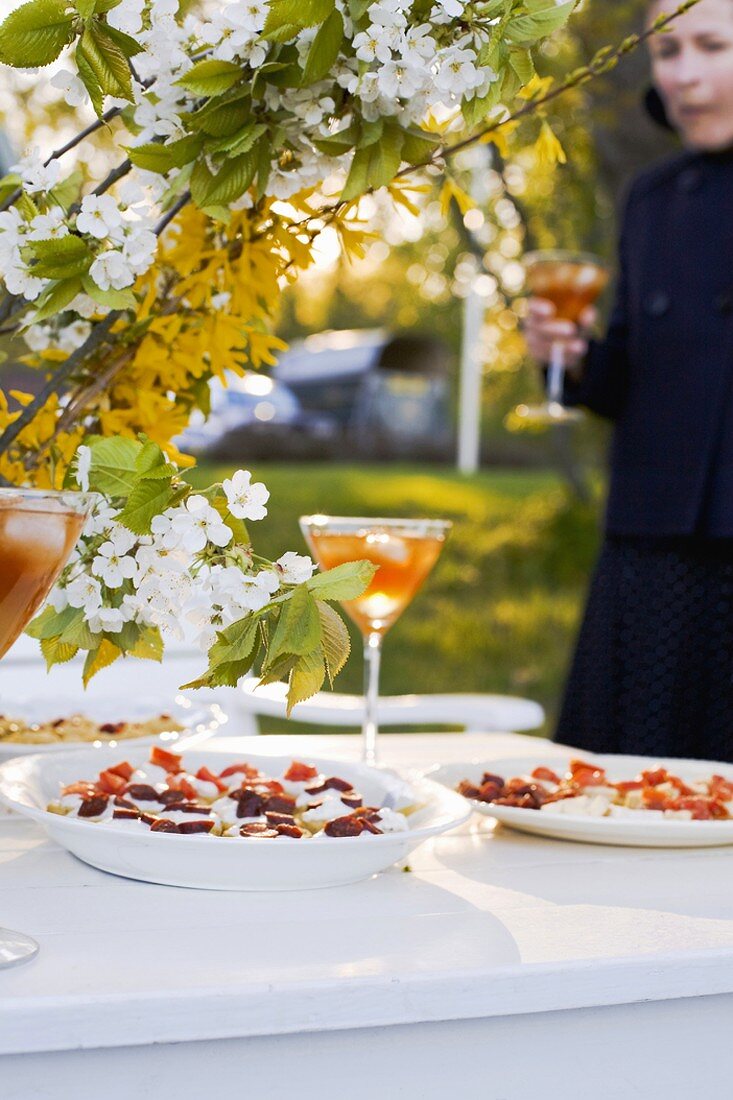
[564,189,635,421]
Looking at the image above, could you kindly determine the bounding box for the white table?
[2,731,733,1099]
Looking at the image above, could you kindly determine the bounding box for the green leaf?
[130,625,164,662]
[101,22,143,58]
[360,118,384,147]
[40,635,78,669]
[49,167,84,210]
[126,143,174,174]
[26,604,80,640]
[83,638,121,686]
[263,0,334,41]
[286,647,326,713]
[306,560,377,600]
[75,41,104,117]
[177,58,242,97]
[302,8,343,84]
[206,123,267,158]
[181,615,260,689]
[135,438,177,480]
[509,47,535,84]
[18,192,38,220]
[166,133,204,167]
[190,149,257,208]
[0,0,75,68]
[347,0,371,20]
[0,172,21,204]
[81,275,137,310]
[268,584,321,665]
[78,23,133,104]
[401,127,440,166]
[116,478,175,535]
[316,600,350,685]
[341,146,370,202]
[257,652,299,687]
[187,94,250,138]
[507,1,576,43]
[64,612,99,649]
[74,0,95,17]
[30,235,93,280]
[31,276,83,323]
[85,435,142,495]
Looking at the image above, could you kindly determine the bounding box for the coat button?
[677,167,703,193]
[714,290,733,316]
[644,291,670,317]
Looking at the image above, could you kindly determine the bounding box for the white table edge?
[2,948,732,1055]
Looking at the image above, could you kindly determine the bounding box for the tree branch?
[0,311,121,461]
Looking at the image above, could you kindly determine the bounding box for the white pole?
[457,274,485,475]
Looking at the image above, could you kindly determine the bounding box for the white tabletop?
[2,731,733,1057]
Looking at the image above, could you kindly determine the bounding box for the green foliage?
[177,59,243,97]
[301,8,344,83]
[0,0,75,67]
[263,0,335,42]
[29,236,93,280]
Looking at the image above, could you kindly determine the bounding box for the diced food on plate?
[0,712,184,745]
[456,758,733,821]
[48,751,414,839]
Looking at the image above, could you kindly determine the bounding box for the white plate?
[0,748,470,890]
[0,693,226,759]
[427,753,733,848]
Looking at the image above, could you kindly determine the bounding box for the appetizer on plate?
[0,711,184,746]
[456,757,733,821]
[49,747,414,839]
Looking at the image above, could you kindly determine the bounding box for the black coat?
[572,148,733,536]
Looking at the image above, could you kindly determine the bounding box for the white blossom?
[66,574,103,615]
[107,0,145,35]
[50,68,88,108]
[75,445,92,491]
[76,194,123,239]
[276,552,314,585]
[91,538,139,588]
[222,469,270,521]
[170,495,233,553]
[27,208,69,242]
[11,146,60,194]
[89,250,136,291]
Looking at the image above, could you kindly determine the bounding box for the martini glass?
[0,486,92,968]
[300,516,450,766]
[514,250,610,425]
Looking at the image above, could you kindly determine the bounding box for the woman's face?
[648,0,733,150]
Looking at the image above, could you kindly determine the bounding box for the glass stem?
[362,631,382,766]
[547,341,565,406]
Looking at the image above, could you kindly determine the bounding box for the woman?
[524,0,733,761]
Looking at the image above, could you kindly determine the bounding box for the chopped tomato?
[195,766,227,793]
[61,781,98,797]
[107,761,134,781]
[97,770,128,795]
[709,775,733,801]
[671,796,716,820]
[165,773,197,800]
[149,746,182,773]
[640,768,668,787]
[219,762,259,779]
[642,787,673,811]
[615,780,644,792]
[569,765,608,788]
[668,775,695,796]
[258,778,285,794]
[532,766,560,784]
[284,761,319,782]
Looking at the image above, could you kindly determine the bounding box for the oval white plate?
[0,694,226,759]
[427,753,733,848]
[0,748,470,890]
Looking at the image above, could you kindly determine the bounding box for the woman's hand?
[523,299,598,372]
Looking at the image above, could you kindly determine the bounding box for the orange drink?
[301,516,451,764]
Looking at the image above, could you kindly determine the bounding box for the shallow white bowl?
[0,748,470,889]
[427,753,733,848]
[0,694,225,759]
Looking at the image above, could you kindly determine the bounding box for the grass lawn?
[189,463,603,736]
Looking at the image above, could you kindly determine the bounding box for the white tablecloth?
[2,731,732,1098]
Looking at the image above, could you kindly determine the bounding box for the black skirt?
[555,535,733,762]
